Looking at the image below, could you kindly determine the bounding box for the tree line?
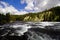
[0,13,24,25]
[0,6,60,25]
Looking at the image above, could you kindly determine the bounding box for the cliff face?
[23,6,60,22]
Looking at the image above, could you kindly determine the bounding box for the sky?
[0,0,60,15]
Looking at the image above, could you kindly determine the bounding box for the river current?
[0,21,60,40]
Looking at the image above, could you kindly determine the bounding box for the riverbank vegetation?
[0,6,60,25]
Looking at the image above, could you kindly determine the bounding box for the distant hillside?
[0,6,60,25]
[22,6,60,22]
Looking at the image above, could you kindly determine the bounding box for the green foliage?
[0,13,6,25]
[23,6,60,22]
[6,13,11,22]
[0,6,60,25]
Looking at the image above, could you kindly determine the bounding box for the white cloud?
[21,0,34,10]
[21,0,60,12]
[56,3,60,6]
[15,10,28,15]
[21,0,25,4]
[34,7,39,11]
[0,0,60,15]
[0,1,9,7]
[0,5,2,8]
[25,2,34,10]
[0,1,28,15]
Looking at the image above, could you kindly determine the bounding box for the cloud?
[0,0,60,15]
[21,0,25,4]
[21,0,60,12]
[0,1,9,7]
[0,1,28,15]
[15,10,28,15]
[21,0,34,10]
[25,2,34,10]
[56,3,60,6]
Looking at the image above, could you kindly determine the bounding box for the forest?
[0,6,60,25]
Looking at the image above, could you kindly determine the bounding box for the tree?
[6,13,11,23]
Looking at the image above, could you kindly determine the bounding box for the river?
[0,21,60,40]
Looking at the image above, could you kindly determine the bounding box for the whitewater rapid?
[0,22,60,40]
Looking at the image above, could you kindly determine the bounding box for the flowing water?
[0,21,60,40]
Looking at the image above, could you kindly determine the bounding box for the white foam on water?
[40,22,54,26]
[10,24,32,36]
[0,22,60,40]
[27,31,54,40]
[5,22,60,36]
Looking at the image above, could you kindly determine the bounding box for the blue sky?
[0,0,27,11]
[0,0,60,15]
